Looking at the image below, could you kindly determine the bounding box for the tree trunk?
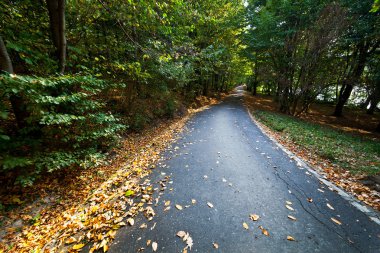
[333,42,369,117]
[376,122,380,133]
[0,36,29,129]
[252,80,258,96]
[367,100,379,115]
[333,82,353,117]
[46,0,66,74]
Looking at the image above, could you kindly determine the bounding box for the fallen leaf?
[165,200,171,206]
[207,202,214,208]
[222,178,227,182]
[164,206,171,211]
[213,242,219,249]
[177,231,186,238]
[243,222,249,230]
[125,190,135,197]
[152,242,158,251]
[307,198,313,203]
[65,237,77,244]
[176,204,183,210]
[287,215,297,221]
[249,214,260,221]
[259,226,270,236]
[286,205,294,211]
[186,236,193,249]
[287,236,295,241]
[127,218,134,226]
[191,199,196,204]
[331,217,342,225]
[140,223,147,229]
[73,243,85,250]
[286,201,292,205]
[327,203,334,210]
[147,240,151,246]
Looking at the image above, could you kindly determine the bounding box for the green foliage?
[0,74,125,185]
[254,110,380,175]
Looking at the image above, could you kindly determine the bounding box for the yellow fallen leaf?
[243,222,249,230]
[286,205,294,211]
[331,217,342,225]
[192,199,196,204]
[140,223,147,229]
[147,240,151,246]
[165,200,171,206]
[73,243,85,250]
[176,204,183,210]
[103,244,109,252]
[127,218,134,226]
[65,237,77,244]
[213,242,219,249]
[152,241,158,251]
[287,215,297,221]
[287,235,295,241]
[250,214,260,221]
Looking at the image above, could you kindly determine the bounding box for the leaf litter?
[0,104,217,252]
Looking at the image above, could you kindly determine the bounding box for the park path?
[109,87,380,253]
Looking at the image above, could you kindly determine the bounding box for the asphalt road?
[109,88,380,253]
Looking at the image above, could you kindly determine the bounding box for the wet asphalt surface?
[109,88,380,253]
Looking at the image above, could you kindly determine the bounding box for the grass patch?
[254,110,380,175]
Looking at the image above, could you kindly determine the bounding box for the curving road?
[109,87,380,253]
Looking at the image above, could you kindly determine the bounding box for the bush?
[0,74,126,186]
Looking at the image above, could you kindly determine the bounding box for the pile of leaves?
[0,97,220,252]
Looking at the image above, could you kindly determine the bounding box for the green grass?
[253,110,380,175]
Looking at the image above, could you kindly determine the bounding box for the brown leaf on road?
[177,231,187,238]
[259,226,270,236]
[331,217,342,225]
[287,236,295,241]
[152,242,158,251]
[127,218,135,226]
[327,203,335,210]
[249,214,260,221]
[307,198,313,203]
[286,205,294,211]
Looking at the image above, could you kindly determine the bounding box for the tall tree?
[46,0,67,74]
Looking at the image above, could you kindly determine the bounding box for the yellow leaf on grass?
[243,222,249,230]
[72,243,85,250]
[331,217,342,225]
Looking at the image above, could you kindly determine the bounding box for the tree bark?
[46,0,66,74]
[0,36,29,129]
[333,81,353,116]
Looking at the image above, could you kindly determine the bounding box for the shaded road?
[110,88,380,253]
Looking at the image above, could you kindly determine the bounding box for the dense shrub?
[0,74,125,186]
